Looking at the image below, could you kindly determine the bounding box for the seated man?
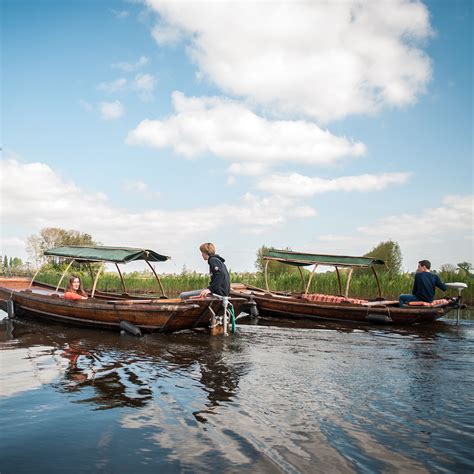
[399,260,447,307]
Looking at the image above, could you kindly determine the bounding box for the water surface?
[0,312,473,473]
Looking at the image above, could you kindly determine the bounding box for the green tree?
[255,245,300,276]
[457,262,472,276]
[10,257,23,268]
[26,227,97,267]
[3,255,8,269]
[440,263,457,274]
[364,240,402,275]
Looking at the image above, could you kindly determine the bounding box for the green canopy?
[44,246,170,263]
[264,249,384,268]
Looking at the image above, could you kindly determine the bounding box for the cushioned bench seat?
[407,299,450,307]
[303,293,368,305]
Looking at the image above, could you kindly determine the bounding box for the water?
[0,311,473,473]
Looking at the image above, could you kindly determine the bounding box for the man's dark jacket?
[207,254,230,296]
[412,272,447,302]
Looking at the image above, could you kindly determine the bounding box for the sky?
[1,0,472,274]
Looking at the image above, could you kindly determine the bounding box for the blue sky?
[1,0,472,273]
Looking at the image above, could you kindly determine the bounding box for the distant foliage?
[440,263,458,274]
[457,262,473,276]
[27,227,97,268]
[1,255,24,274]
[364,240,402,275]
[255,245,300,276]
[439,262,473,279]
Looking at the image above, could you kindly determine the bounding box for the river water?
[0,311,473,473]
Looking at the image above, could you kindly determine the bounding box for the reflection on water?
[0,312,473,473]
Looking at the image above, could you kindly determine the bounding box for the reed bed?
[33,270,474,303]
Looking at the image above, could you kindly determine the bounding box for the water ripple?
[0,317,472,472]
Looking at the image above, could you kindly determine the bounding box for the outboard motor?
[446,282,468,324]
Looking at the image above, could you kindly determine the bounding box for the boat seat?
[304,293,368,305]
[407,299,450,307]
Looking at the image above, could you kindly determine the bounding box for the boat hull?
[0,278,247,334]
[231,285,457,326]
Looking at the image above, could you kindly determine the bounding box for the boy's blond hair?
[199,242,216,255]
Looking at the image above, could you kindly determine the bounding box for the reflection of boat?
[0,318,244,414]
[0,246,249,335]
[231,249,464,326]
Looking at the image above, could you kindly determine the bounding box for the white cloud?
[122,179,160,199]
[99,101,124,120]
[96,72,155,101]
[111,9,129,19]
[112,56,149,72]
[226,175,237,186]
[0,236,26,256]
[97,78,127,93]
[357,195,474,240]
[1,159,315,262]
[151,21,182,44]
[133,73,156,101]
[145,1,432,122]
[258,172,411,197]
[228,162,270,176]
[317,195,474,270]
[2,160,471,272]
[127,91,366,169]
[78,99,93,112]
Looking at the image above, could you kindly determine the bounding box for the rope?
[228,302,236,334]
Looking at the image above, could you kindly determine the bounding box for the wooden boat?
[230,249,466,326]
[0,246,249,335]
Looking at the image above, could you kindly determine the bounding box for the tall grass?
[32,269,474,303]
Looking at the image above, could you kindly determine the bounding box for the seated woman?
[64,275,88,300]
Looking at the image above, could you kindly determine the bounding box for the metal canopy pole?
[335,267,342,295]
[115,263,127,294]
[298,266,306,293]
[344,268,354,298]
[91,264,103,298]
[145,260,166,297]
[87,263,95,291]
[55,259,76,292]
[29,262,47,288]
[264,259,270,292]
[304,264,318,296]
[371,266,382,299]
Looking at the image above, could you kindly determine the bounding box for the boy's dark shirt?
[412,272,447,302]
[207,254,230,296]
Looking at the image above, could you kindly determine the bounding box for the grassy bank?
[30,269,474,304]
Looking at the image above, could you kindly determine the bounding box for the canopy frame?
[115,263,127,295]
[263,249,385,299]
[30,245,171,298]
[304,264,318,296]
[55,259,76,292]
[145,260,166,297]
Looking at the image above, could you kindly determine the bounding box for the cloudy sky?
[1,0,472,273]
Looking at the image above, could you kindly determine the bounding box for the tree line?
[1,256,24,271]
[2,227,472,278]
